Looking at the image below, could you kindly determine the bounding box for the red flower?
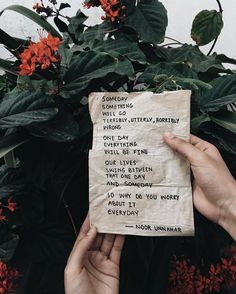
[84,0,126,23]
[19,33,62,76]
[221,257,236,288]
[0,209,6,222]
[168,244,236,293]
[5,197,17,212]
[206,264,223,292]
[168,257,196,294]
[0,262,19,294]
[0,197,17,221]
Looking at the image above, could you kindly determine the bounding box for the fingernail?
[164,131,175,139]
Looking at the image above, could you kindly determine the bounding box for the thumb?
[68,227,97,273]
[163,132,202,163]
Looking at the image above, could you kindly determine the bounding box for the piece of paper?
[88,90,195,236]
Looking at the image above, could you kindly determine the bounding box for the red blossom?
[19,33,62,76]
[5,197,17,212]
[0,262,19,294]
[0,197,17,222]
[168,244,236,294]
[84,0,126,23]
[0,209,6,222]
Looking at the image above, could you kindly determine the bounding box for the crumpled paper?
[88,90,194,236]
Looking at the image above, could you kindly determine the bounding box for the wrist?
[218,181,236,240]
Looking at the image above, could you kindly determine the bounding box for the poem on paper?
[88,91,195,236]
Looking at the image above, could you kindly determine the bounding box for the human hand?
[64,215,125,294]
[163,132,236,227]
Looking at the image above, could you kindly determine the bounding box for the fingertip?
[163,131,176,141]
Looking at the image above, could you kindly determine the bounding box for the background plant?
[0,0,235,293]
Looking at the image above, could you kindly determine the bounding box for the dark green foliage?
[0,0,235,293]
[191,10,223,46]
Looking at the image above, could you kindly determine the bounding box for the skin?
[64,215,125,294]
[163,132,236,240]
[65,133,236,294]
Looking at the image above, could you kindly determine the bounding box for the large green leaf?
[89,38,147,64]
[210,110,236,133]
[203,93,236,112]
[0,28,22,50]
[82,22,114,42]
[124,0,167,44]
[0,88,58,129]
[0,231,19,262]
[196,75,236,108]
[138,62,197,85]
[0,132,31,159]
[191,10,223,46]
[0,5,61,39]
[61,51,134,97]
[27,111,80,142]
[169,45,229,74]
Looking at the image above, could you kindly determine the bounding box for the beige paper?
[89,90,195,236]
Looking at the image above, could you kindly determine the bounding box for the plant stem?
[216,0,223,13]
[162,42,182,47]
[62,197,78,237]
[207,0,223,56]
[165,36,183,45]
[207,36,218,56]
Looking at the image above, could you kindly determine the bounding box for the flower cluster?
[0,197,17,222]
[19,33,62,76]
[0,262,19,294]
[33,2,54,17]
[168,244,236,294]
[84,0,126,23]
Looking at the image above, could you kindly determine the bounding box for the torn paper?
[88,90,195,236]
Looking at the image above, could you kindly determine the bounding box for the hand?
[163,132,236,226]
[64,215,125,294]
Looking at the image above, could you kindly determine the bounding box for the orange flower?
[19,33,62,76]
[84,0,126,22]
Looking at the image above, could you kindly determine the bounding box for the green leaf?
[0,58,17,75]
[175,78,212,91]
[191,113,210,130]
[0,232,19,262]
[0,132,31,159]
[124,0,168,44]
[26,111,80,142]
[0,28,22,50]
[191,10,223,46]
[61,51,134,97]
[217,54,236,65]
[68,10,87,40]
[210,110,236,133]
[203,93,236,112]
[59,3,71,11]
[169,45,227,74]
[0,5,61,39]
[54,17,68,33]
[89,38,147,64]
[138,62,197,85]
[0,88,58,129]
[196,75,236,108]
[82,22,113,42]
